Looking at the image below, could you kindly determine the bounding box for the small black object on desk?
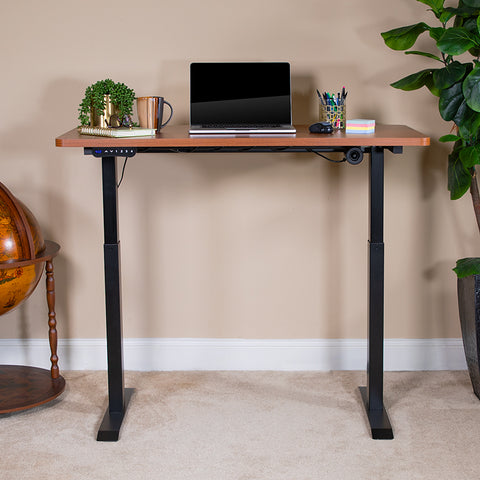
[309,122,333,134]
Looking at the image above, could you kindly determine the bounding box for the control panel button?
[89,147,137,157]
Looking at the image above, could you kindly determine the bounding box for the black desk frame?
[90,144,400,441]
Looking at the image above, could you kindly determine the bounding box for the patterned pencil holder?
[320,103,346,129]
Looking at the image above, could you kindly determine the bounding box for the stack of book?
[345,119,375,134]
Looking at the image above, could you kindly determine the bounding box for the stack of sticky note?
[346,119,375,134]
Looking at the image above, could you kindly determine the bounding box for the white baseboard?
[0,338,467,371]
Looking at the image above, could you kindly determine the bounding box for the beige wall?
[0,0,472,341]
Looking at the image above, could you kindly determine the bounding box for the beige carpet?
[2,370,480,479]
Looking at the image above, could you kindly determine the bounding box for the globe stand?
[0,240,65,413]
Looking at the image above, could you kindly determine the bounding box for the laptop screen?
[190,62,292,126]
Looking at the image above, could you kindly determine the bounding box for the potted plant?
[381,0,480,397]
[78,79,136,127]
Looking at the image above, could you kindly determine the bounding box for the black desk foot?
[96,388,135,442]
[359,387,393,440]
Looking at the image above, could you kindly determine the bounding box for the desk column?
[360,146,393,440]
[97,155,133,441]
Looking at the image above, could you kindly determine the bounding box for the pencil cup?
[320,103,346,130]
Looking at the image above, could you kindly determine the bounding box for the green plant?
[78,79,136,126]
[381,0,480,277]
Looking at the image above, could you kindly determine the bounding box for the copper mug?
[137,96,173,132]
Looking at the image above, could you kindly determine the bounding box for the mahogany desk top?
[56,124,430,149]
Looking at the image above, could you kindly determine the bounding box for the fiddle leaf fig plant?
[381,0,480,277]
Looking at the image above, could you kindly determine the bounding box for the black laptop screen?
[190,62,292,126]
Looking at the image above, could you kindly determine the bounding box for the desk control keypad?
[86,147,137,158]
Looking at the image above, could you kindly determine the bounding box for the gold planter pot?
[91,95,121,128]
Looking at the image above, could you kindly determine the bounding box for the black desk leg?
[97,156,133,441]
[359,147,393,440]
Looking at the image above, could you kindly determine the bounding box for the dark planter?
[458,274,480,399]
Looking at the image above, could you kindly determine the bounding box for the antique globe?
[0,182,45,316]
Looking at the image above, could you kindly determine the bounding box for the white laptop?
[189,62,296,135]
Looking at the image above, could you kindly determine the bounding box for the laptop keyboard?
[201,124,283,129]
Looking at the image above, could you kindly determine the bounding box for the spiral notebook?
[78,126,156,137]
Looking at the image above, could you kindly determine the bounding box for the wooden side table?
[0,240,65,413]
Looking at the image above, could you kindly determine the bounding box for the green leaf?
[433,62,468,90]
[454,100,480,139]
[437,27,477,55]
[449,6,480,20]
[454,100,470,132]
[439,82,465,120]
[439,9,456,23]
[463,66,480,112]
[439,134,461,142]
[417,0,444,9]
[453,100,480,142]
[429,27,447,41]
[425,75,442,96]
[463,0,480,7]
[462,17,480,35]
[459,145,480,167]
[405,50,442,62]
[417,0,445,18]
[381,23,430,50]
[453,258,480,278]
[448,148,472,199]
[391,69,434,91]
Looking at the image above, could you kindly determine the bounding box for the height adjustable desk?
[56,124,430,441]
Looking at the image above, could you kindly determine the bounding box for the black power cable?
[117,158,128,187]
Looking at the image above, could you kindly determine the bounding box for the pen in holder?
[320,103,346,130]
[317,88,347,130]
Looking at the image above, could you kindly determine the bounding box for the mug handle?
[156,97,163,133]
[160,100,173,128]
